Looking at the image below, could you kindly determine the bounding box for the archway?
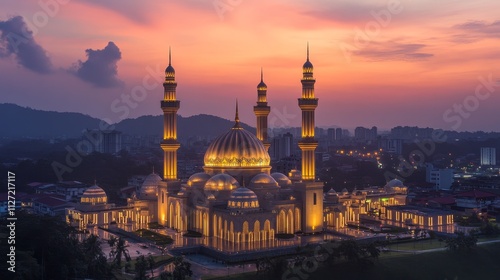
[254,220,260,241]
[278,210,286,233]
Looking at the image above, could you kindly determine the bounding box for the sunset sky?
[1,0,499,132]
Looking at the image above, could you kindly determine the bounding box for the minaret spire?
[254,68,271,151]
[235,100,239,123]
[168,46,172,66]
[233,100,241,128]
[307,42,309,61]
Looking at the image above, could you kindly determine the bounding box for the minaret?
[298,43,318,181]
[160,47,180,181]
[253,68,271,151]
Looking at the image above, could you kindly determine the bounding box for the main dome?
[204,126,270,168]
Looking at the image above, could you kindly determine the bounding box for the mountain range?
[0,103,254,141]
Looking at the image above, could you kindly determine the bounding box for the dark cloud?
[452,20,500,43]
[0,16,52,74]
[73,41,123,88]
[353,42,434,61]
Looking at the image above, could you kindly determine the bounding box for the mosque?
[66,46,410,242]
[154,46,408,243]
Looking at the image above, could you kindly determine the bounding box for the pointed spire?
[306,42,309,61]
[235,100,240,122]
[260,67,263,82]
[152,165,155,174]
[233,99,241,128]
[168,46,172,66]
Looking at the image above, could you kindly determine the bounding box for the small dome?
[227,187,259,210]
[251,173,278,184]
[288,169,302,181]
[271,172,292,187]
[140,172,161,197]
[187,172,211,187]
[143,173,161,187]
[165,64,175,73]
[325,188,339,203]
[327,188,338,196]
[387,179,404,188]
[303,60,313,69]
[81,184,107,205]
[257,80,267,89]
[204,173,239,191]
[341,188,349,195]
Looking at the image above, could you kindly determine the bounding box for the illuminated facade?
[385,205,454,228]
[66,184,151,230]
[150,47,409,244]
[324,180,408,230]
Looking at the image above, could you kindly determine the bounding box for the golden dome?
[204,173,240,191]
[271,172,292,187]
[204,126,270,168]
[187,172,211,187]
[249,173,279,189]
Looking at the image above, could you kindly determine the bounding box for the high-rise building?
[481,147,496,166]
[270,133,293,160]
[378,138,403,155]
[354,126,377,142]
[335,128,342,140]
[426,163,454,190]
[81,129,122,154]
[327,128,335,142]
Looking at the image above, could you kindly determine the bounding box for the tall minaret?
[160,47,180,181]
[298,43,318,181]
[253,68,271,151]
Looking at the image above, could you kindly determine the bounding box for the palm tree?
[82,234,110,278]
[171,256,193,280]
[107,236,118,259]
[134,255,149,280]
[147,254,156,277]
[338,240,361,263]
[109,236,131,267]
[365,242,380,260]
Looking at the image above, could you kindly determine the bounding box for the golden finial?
[233,100,241,128]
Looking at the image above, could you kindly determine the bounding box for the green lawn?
[210,242,500,280]
[386,239,446,251]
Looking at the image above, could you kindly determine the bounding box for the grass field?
[386,239,446,251]
[209,242,500,280]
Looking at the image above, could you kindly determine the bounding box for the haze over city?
[1,0,500,131]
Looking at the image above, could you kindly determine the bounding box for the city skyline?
[1,0,500,132]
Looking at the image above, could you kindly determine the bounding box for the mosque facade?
[154,46,407,243]
[66,47,411,240]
